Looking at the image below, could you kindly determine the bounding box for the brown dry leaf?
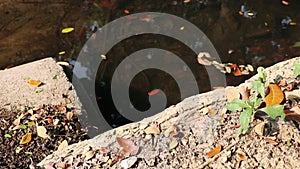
[226,87,240,102]
[253,122,265,136]
[57,140,68,150]
[237,150,247,161]
[55,162,66,169]
[207,145,222,158]
[264,137,278,145]
[116,137,139,156]
[265,84,284,106]
[277,79,287,87]
[27,80,42,87]
[144,125,160,135]
[284,110,300,122]
[233,67,243,76]
[66,112,73,120]
[85,150,95,161]
[37,126,49,139]
[20,133,32,145]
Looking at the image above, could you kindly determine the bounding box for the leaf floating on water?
[207,145,222,158]
[37,126,49,139]
[148,89,159,96]
[265,84,284,106]
[61,27,74,34]
[20,133,32,145]
[57,140,68,150]
[116,137,139,155]
[27,80,42,87]
[197,52,212,66]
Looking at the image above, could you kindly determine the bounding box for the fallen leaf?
[85,150,95,161]
[207,145,222,158]
[27,80,42,87]
[148,89,159,96]
[284,109,300,122]
[116,137,139,155]
[233,67,243,76]
[66,112,73,120]
[253,122,265,136]
[57,140,68,150]
[181,138,188,146]
[265,84,284,106]
[56,162,66,169]
[4,134,12,138]
[37,126,49,139]
[144,125,160,135]
[277,79,287,87]
[20,133,32,144]
[61,27,74,34]
[120,156,137,169]
[197,52,212,66]
[124,9,130,14]
[169,139,179,150]
[237,149,247,161]
[226,87,240,102]
[264,137,278,145]
[290,106,300,115]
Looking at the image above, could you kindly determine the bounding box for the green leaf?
[252,80,265,97]
[259,104,285,119]
[20,124,27,129]
[226,99,248,112]
[52,75,58,80]
[293,41,300,48]
[238,109,252,136]
[293,61,300,77]
[4,134,12,138]
[257,67,266,82]
[35,89,43,93]
[253,98,262,107]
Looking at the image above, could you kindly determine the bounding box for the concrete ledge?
[0,58,80,111]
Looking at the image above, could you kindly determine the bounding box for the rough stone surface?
[0,57,80,111]
[38,57,300,168]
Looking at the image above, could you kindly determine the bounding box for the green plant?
[226,67,285,137]
[293,60,300,77]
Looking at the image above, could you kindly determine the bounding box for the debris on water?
[281,16,292,29]
[239,4,257,19]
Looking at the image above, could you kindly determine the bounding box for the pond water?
[1,0,300,129]
[92,0,300,127]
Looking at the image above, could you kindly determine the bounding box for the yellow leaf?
[27,80,42,87]
[61,27,74,33]
[207,145,221,158]
[57,140,68,150]
[20,133,32,144]
[58,51,66,55]
[144,125,160,135]
[265,84,284,106]
[37,126,49,139]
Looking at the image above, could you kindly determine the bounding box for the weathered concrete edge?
[0,57,81,111]
[38,56,300,166]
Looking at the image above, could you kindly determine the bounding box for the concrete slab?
[0,57,80,111]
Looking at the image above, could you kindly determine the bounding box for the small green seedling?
[226,67,285,137]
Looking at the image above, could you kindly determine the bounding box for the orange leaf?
[144,125,160,135]
[27,80,42,87]
[233,67,243,76]
[20,133,32,144]
[116,137,139,155]
[207,145,221,158]
[264,84,284,106]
